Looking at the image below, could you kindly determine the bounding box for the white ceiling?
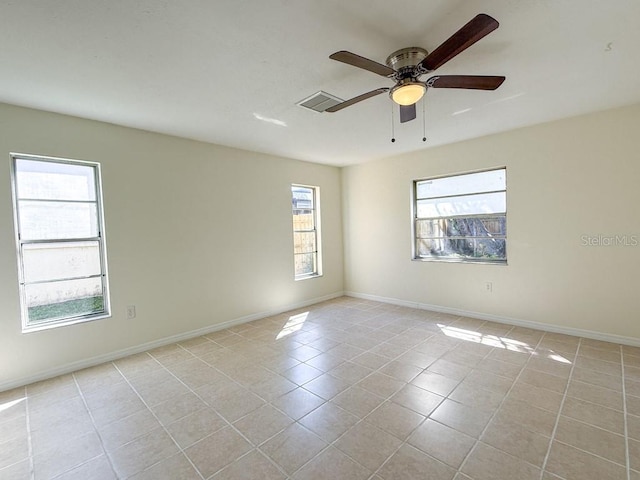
[1,1,639,166]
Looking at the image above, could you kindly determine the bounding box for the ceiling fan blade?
[325,88,389,112]
[419,14,499,72]
[330,51,396,78]
[427,75,505,90]
[399,104,417,123]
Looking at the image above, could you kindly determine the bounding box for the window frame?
[10,152,111,332]
[412,167,507,265]
[291,184,322,280]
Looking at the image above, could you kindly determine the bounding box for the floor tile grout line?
[149,360,279,477]
[145,347,294,479]
[554,409,628,437]
[539,337,583,479]
[27,379,116,479]
[23,386,35,480]
[209,448,290,480]
[165,308,413,478]
[365,319,503,479]
[285,342,415,475]
[622,347,631,480]
[446,323,517,469]
[109,359,208,480]
[454,325,547,478]
[362,392,446,477]
[15,299,635,480]
[214,304,592,476]
[8,303,378,477]
[186,347,300,479]
[272,311,442,397]
[277,331,419,478]
[548,437,628,469]
[70,371,120,479]
[161,311,625,478]
[282,427,364,479]
[279,312,466,479]
[153,354,262,438]
[252,309,416,478]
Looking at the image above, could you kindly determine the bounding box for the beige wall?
[0,103,344,389]
[343,104,640,340]
[2,100,639,389]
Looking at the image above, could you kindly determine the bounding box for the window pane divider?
[20,236,101,245]
[416,238,506,243]
[416,188,506,201]
[415,212,506,221]
[18,198,98,204]
[21,273,104,286]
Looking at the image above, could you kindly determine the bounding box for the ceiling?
[1,1,639,167]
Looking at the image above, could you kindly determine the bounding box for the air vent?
[296,91,343,113]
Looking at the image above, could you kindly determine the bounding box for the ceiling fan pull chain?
[422,94,427,142]
[391,101,396,143]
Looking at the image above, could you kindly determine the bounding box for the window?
[291,185,322,278]
[11,153,110,331]
[413,168,506,263]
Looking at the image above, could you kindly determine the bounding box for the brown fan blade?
[325,88,390,112]
[400,104,417,123]
[330,51,396,78]
[427,75,505,90]
[419,14,499,72]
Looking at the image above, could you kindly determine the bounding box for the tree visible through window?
[291,185,321,278]
[11,154,110,331]
[413,168,507,263]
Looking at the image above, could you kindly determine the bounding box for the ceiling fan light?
[391,83,425,106]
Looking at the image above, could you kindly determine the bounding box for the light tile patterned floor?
[1,296,639,479]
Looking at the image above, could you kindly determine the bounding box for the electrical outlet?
[126,305,136,319]
[485,282,493,293]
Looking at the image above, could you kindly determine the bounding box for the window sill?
[295,273,323,281]
[22,312,111,334]
[412,257,507,265]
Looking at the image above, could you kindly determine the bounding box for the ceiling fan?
[326,13,505,123]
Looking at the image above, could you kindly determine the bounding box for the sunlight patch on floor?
[0,397,25,413]
[437,324,572,363]
[276,311,309,340]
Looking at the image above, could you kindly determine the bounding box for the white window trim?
[291,184,323,280]
[412,167,507,265]
[10,153,111,332]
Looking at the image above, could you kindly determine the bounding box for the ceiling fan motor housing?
[385,47,429,79]
[386,48,429,105]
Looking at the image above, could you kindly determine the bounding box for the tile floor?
[1,296,639,479]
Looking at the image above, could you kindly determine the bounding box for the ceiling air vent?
[297,91,343,113]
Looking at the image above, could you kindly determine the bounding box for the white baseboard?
[1,291,344,392]
[345,291,640,348]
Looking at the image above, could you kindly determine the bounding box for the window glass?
[416,169,505,199]
[16,159,97,201]
[12,154,110,331]
[413,168,507,263]
[292,185,322,278]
